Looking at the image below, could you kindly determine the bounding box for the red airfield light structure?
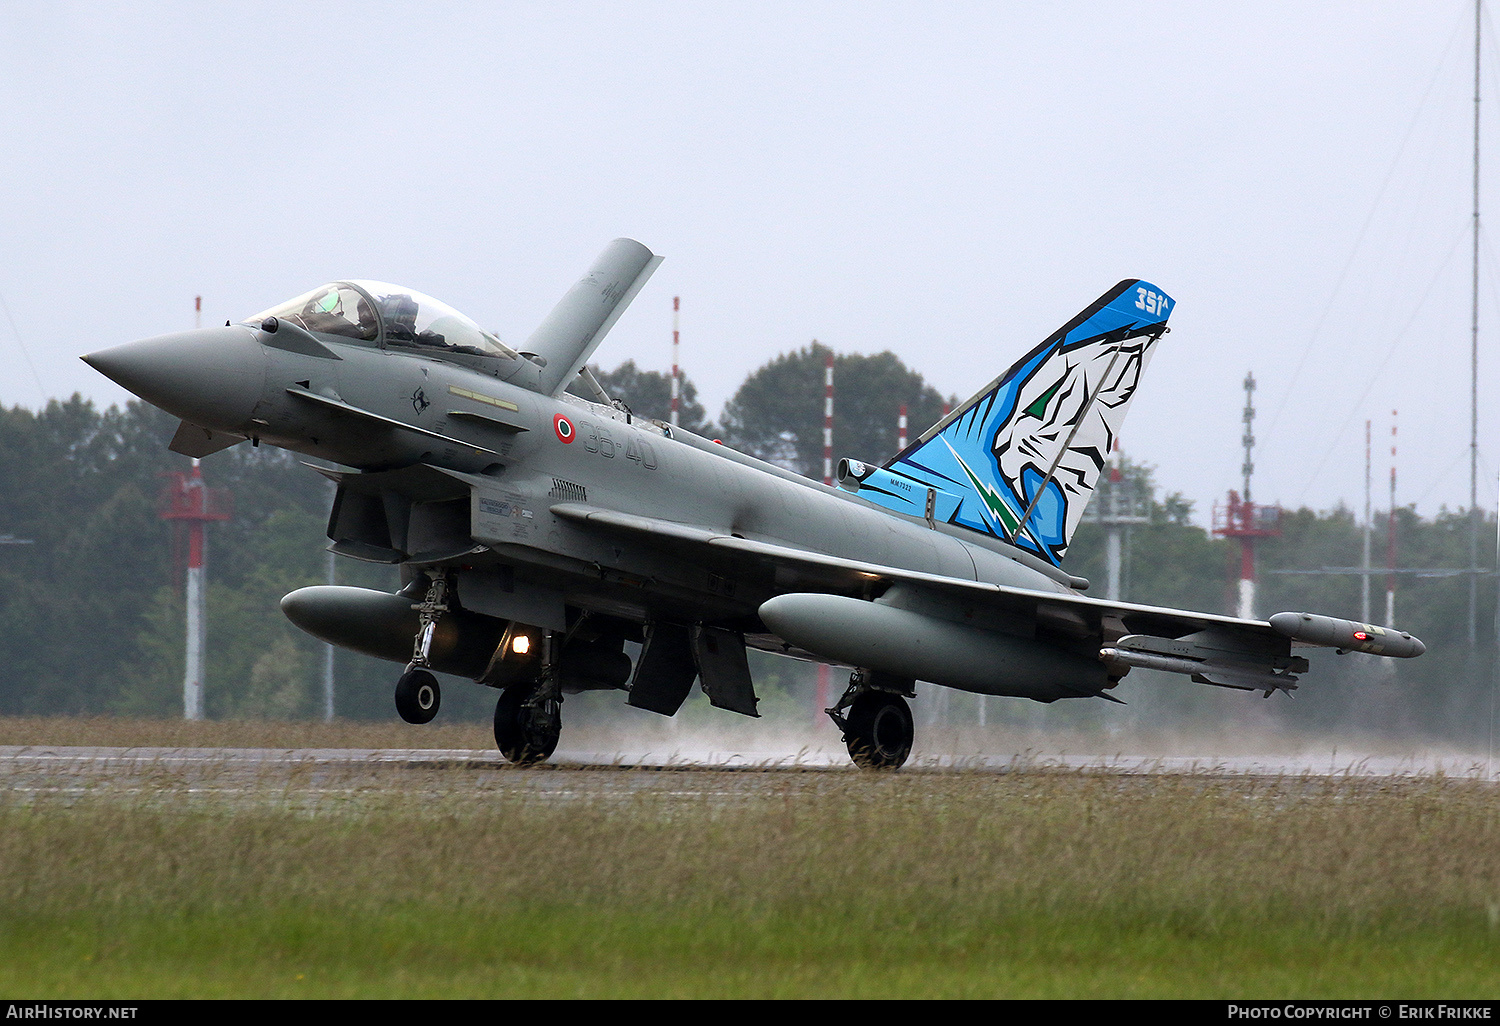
[159,460,231,719]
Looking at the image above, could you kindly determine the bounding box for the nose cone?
[82,326,267,431]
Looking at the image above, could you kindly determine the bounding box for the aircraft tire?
[394,668,441,724]
[494,682,560,766]
[844,692,913,770]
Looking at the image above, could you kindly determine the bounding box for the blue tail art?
[841,280,1173,567]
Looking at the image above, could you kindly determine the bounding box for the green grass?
[9,904,1500,998]
[4,720,1500,997]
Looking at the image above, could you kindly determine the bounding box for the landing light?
[512,635,531,655]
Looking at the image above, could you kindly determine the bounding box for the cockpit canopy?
[249,281,518,360]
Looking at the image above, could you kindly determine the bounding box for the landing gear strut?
[827,670,915,769]
[490,625,563,765]
[395,572,450,724]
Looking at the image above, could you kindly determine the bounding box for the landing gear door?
[692,626,760,718]
[627,622,697,716]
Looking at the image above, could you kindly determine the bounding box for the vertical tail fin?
[857,280,1172,566]
[523,239,663,397]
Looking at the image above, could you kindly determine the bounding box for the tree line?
[0,352,1492,743]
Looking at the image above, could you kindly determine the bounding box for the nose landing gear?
[394,573,450,725]
[395,668,441,724]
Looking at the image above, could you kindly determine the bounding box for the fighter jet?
[82,239,1425,768]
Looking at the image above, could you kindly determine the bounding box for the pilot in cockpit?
[297,286,378,342]
[258,281,501,354]
[379,293,421,343]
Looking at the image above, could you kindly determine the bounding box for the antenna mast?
[1471,0,1483,648]
[1213,371,1280,618]
[1363,419,1373,622]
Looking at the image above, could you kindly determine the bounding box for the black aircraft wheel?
[494,683,561,766]
[394,668,441,724]
[844,692,913,770]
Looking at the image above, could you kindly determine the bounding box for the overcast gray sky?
[3,1,1497,525]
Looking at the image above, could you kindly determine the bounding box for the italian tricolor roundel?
[554,413,575,444]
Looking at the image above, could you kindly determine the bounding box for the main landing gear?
[827,669,915,770]
[493,678,561,766]
[488,619,563,766]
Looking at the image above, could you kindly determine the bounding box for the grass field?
[2,718,1500,998]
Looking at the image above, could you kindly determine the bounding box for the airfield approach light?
[159,462,232,721]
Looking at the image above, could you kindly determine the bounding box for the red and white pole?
[822,352,834,485]
[1387,410,1398,626]
[670,296,680,427]
[184,460,206,720]
[818,351,835,718]
[1362,420,1372,623]
[1106,438,1124,601]
[1236,523,1256,619]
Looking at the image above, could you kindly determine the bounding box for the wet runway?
[0,741,1494,794]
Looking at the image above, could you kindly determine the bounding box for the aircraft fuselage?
[80,252,1426,768]
[87,318,1083,683]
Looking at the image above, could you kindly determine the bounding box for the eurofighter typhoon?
[82,240,1425,767]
